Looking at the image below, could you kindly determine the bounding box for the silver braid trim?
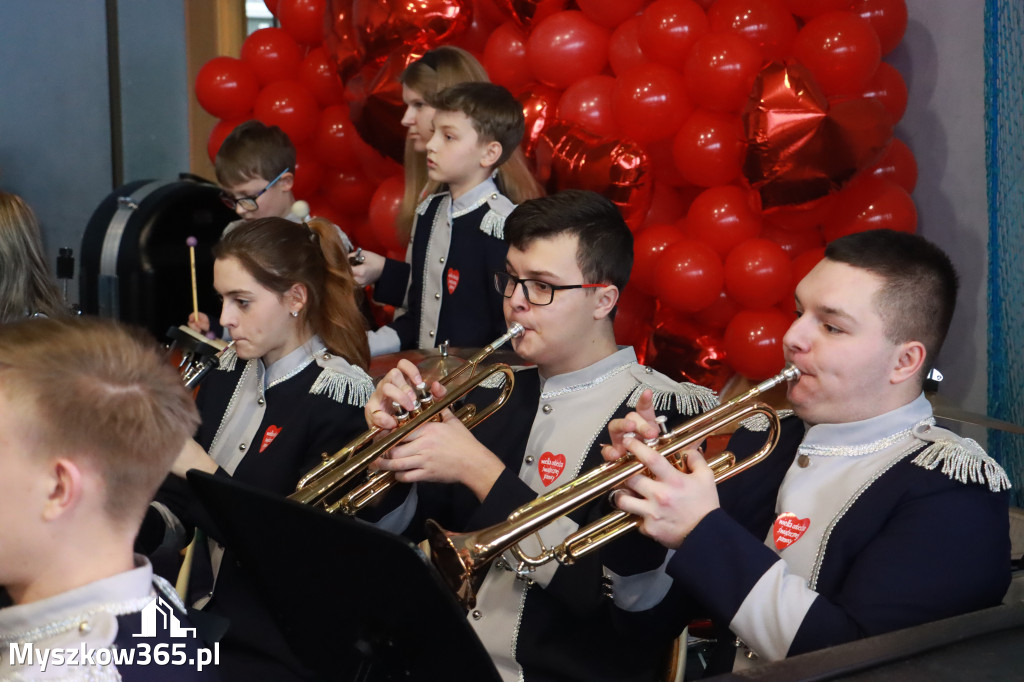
[479,210,506,239]
[309,367,373,407]
[627,381,718,416]
[911,438,1012,492]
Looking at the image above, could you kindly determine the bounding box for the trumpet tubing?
[427,363,800,609]
[288,324,524,513]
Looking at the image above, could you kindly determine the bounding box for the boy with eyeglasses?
[189,120,353,335]
[363,190,717,682]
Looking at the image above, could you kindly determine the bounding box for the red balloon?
[612,63,692,144]
[783,0,855,19]
[724,239,793,309]
[760,218,825,257]
[292,144,325,200]
[195,57,260,120]
[823,177,917,242]
[852,0,908,55]
[684,32,764,114]
[253,80,320,144]
[240,28,303,85]
[484,22,533,94]
[557,75,618,138]
[368,174,406,251]
[654,240,724,313]
[707,0,798,61]
[313,105,360,171]
[614,287,657,362]
[354,0,470,64]
[533,122,653,230]
[673,109,745,187]
[454,0,503,52]
[864,137,917,193]
[632,222,686,295]
[324,0,362,82]
[322,168,376,217]
[519,84,563,157]
[691,289,742,332]
[207,118,248,164]
[743,61,892,208]
[297,46,345,108]
[723,308,792,379]
[496,0,570,29]
[643,182,697,225]
[277,0,327,45]
[264,0,280,15]
[762,195,835,232]
[793,11,882,97]
[790,246,826,292]
[684,185,763,258]
[638,0,709,69]
[526,11,610,89]
[608,17,649,77]
[861,61,907,122]
[577,0,645,29]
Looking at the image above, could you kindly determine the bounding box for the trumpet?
[426,363,800,609]
[288,323,525,514]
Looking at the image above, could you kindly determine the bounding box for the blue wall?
[0,0,188,302]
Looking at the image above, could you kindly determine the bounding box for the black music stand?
[187,471,501,682]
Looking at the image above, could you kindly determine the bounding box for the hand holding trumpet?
[364,358,507,501]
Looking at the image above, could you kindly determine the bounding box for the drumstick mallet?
[186,236,199,328]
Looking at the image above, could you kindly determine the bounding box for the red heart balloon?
[533,121,653,230]
[352,0,471,64]
[743,60,893,208]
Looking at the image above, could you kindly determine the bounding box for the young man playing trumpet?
[604,229,1011,673]
[365,190,717,682]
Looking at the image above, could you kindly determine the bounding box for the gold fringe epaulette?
[740,409,796,432]
[911,423,1011,492]
[217,345,238,372]
[309,353,374,407]
[626,366,719,416]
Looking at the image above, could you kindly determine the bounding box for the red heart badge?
[538,452,566,486]
[773,512,810,550]
[260,425,281,453]
[446,267,460,294]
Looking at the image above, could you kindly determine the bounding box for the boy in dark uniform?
[608,229,1011,671]
[357,82,525,353]
[0,317,217,680]
[366,190,717,682]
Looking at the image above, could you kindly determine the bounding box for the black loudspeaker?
[80,174,237,340]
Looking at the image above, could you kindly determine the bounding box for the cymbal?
[369,345,527,383]
[927,394,1024,434]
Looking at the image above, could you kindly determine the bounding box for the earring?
[291,311,299,318]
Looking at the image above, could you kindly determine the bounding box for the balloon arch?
[195,0,913,392]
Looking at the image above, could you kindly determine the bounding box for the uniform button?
[645,366,653,374]
[439,257,445,264]
[542,404,553,414]
[525,455,535,464]
[435,293,441,299]
[797,454,810,468]
[491,193,498,199]
[79,621,92,634]
[429,330,435,337]
[257,398,265,406]
[471,610,482,620]
[322,352,332,360]
[239,443,247,451]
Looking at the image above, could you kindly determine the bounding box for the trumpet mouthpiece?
[782,363,801,382]
[508,323,524,338]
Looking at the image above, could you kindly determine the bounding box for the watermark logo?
[133,595,196,638]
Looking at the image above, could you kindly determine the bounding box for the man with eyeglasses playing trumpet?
[603,229,1011,674]
[364,189,717,682]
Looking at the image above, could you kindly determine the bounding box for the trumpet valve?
[706,450,737,477]
[415,382,433,407]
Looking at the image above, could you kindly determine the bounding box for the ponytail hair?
[213,218,370,370]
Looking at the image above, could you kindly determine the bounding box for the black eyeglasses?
[220,168,290,212]
[493,271,609,306]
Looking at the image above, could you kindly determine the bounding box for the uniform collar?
[0,556,153,643]
[261,335,322,389]
[539,347,637,398]
[800,393,933,453]
[449,176,499,216]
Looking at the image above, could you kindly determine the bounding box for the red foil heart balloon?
[743,60,893,209]
[533,121,653,230]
